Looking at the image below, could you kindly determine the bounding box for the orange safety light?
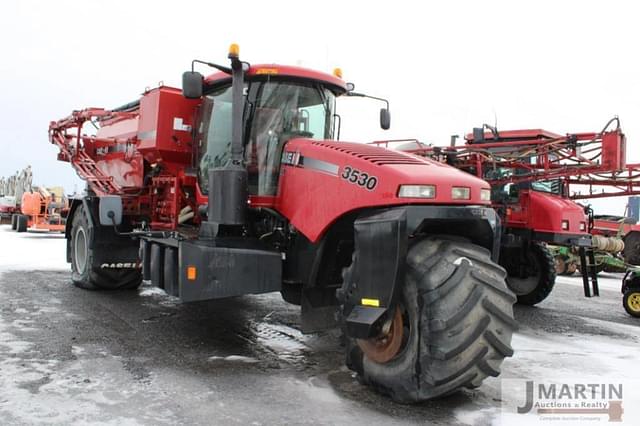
[187,266,197,281]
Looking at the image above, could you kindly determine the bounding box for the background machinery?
[394,119,640,304]
[11,186,69,233]
[0,166,32,224]
[48,45,517,402]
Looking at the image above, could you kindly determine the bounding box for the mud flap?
[345,209,407,338]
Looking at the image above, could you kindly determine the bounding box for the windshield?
[486,167,562,201]
[197,80,335,195]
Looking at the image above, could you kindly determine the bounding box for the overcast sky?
[1,0,638,214]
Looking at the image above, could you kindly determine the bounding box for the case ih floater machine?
[49,45,517,402]
[398,118,640,304]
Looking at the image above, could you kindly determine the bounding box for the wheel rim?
[74,227,88,274]
[357,307,404,364]
[507,270,541,295]
[627,293,640,313]
[507,250,542,295]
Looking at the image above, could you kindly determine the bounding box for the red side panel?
[601,131,626,170]
[505,190,587,235]
[592,219,640,236]
[137,87,200,169]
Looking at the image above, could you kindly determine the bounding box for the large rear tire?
[10,214,17,230]
[342,237,517,403]
[503,242,556,306]
[70,204,142,290]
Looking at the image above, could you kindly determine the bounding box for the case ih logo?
[281,151,301,166]
[100,262,142,269]
[505,380,625,423]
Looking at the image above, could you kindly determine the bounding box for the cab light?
[361,298,380,307]
[256,68,279,75]
[579,222,586,231]
[228,43,240,58]
[480,188,491,201]
[398,185,436,199]
[187,266,197,281]
[561,220,569,230]
[333,67,343,78]
[452,187,470,200]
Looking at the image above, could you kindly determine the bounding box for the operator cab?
[195,66,346,196]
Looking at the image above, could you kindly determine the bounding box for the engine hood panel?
[275,139,492,242]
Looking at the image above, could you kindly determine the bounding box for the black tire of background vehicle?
[163,247,178,296]
[506,242,556,306]
[70,204,142,290]
[150,243,164,289]
[623,231,640,266]
[16,215,28,233]
[554,256,568,275]
[10,214,17,230]
[342,236,517,403]
[623,287,640,318]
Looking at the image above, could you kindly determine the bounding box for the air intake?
[312,141,428,166]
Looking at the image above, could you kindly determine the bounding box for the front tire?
[342,237,517,403]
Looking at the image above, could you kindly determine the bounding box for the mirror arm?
[346,92,389,110]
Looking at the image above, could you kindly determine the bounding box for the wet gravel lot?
[1,228,639,425]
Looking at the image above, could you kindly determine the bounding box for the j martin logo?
[518,381,623,421]
[501,379,632,424]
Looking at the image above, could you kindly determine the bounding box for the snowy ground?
[1,225,639,425]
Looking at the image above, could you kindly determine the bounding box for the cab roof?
[204,64,347,95]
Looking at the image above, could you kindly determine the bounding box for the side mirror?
[346,82,355,92]
[182,71,204,99]
[380,108,391,130]
[99,195,123,226]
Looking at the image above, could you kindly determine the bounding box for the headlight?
[562,220,569,230]
[451,187,470,200]
[579,222,586,231]
[480,188,491,201]
[398,185,436,198]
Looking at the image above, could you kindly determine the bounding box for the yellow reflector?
[333,67,343,78]
[187,266,197,281]
[256,68,279,75]
[361,298,380,307]
[228,43,240,58]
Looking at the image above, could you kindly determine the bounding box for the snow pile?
[0,226,67,272]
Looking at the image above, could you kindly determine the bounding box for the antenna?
[493,108,498,131]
